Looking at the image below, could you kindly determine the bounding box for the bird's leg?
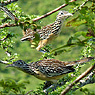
[39,48,50,53]
[39,49,48,53]
[43,81,52,90]
[43,80,66,93]
[43,84,57,93]
[43,47,50,52]
[36,45,50,53]
[36,44,47,53]
[43,81,58,93]
[36,40,50,53]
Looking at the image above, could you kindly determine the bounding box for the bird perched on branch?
[21,11,73,52]
[0,7,73,52]
[7,57,94,83]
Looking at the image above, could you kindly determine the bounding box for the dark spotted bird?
[7,57,94,83]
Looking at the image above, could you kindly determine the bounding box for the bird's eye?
[18,62,22,65]
[61,12,63,15]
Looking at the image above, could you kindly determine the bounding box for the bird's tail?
[21,28,35,41]
[0,6,18,21]
[64,57,94,66]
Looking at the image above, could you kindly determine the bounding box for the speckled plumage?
[21,11,73,51]
[7,57,94,83]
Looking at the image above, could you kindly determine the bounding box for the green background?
[0,0,95,94]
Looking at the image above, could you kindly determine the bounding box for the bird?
[7,57,94,83]
[21,11,73,52]
[0,7,73,52]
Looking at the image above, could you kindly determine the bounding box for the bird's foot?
[39,48,50,53]
[43,81,66,93]
[43,81,52,90]
[43,84,56,93]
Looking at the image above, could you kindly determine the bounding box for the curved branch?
[32,0,76,22]
[32,4,68,22]
[60,63,95,95]
[32,0,89,21]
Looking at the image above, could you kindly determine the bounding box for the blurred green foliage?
[0,0,95,95]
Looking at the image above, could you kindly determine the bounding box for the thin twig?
[2,46,12,57]
[50,39,88,53]
[0,23,18,29]
[32,4,68,22]
[0,60,9,65]
[0,33,11,41]
[0,36,7,41]
[5,51,11,57]
[60,63,95,95]
[73,0,89,13]
[0,0,18,6]
[25,90,33,95]
[32,0,89,21]
[32,0,77,22]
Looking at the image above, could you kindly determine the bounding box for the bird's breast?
[33,70,65,82]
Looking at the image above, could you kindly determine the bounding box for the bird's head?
[57,11,73,19]
[7,60,28,69]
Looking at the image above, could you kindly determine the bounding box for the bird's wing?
[30,59,75,77]
[21,28,37,41]
[21,22,55,41]
[38,21,61,40]
[37,23,54,40]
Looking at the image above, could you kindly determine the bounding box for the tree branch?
[0,0,89,29]
[44,70,95,93]
[78,71,95,87]
[32,0,89,21]
[32,0,77,22]
[73,0,89,13]
[60,63,95,95]
[70,71,95,92]
[25,90,33,95]
[50,39,88,54]
[0,33,12,41]
[0,60,9,65]
[0,23,18,29]
[0,0,18,6]
[32,4,68,22]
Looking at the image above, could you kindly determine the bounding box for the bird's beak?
[65,13,73,17]
[6,64,15,67]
